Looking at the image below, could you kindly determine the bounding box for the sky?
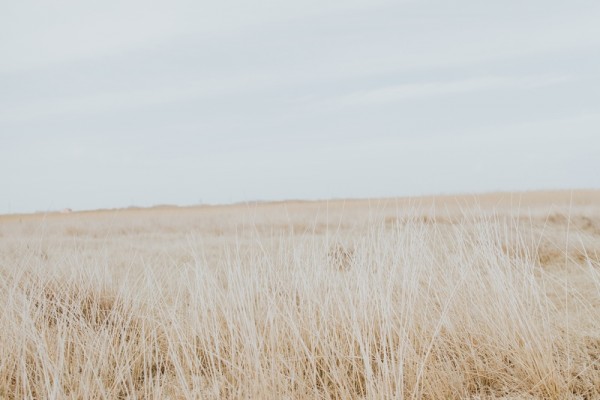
[1,0,600,214]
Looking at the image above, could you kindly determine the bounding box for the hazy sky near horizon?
[1,0,600,213]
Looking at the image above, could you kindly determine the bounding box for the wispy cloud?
[0,72,278,123]
[0,0,395,73]
[327,75,572,108]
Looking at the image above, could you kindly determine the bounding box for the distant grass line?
[1,212,600,399]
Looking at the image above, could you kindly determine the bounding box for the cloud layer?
[1,0,599,213]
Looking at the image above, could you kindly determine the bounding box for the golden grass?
[1,190,600,399]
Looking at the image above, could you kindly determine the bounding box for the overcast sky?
[1,0,599,213]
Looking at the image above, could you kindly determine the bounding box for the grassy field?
[1,190,600,399]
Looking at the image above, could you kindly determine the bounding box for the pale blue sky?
[1,0,599,213]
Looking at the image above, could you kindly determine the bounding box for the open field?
[1,190,600,399]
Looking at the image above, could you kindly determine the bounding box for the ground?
[1,190,599,399]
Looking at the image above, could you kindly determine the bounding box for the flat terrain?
[1,190,600,399]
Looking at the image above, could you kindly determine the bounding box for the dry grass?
[1,190,600,399]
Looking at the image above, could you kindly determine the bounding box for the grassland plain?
[1,190,600,399]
